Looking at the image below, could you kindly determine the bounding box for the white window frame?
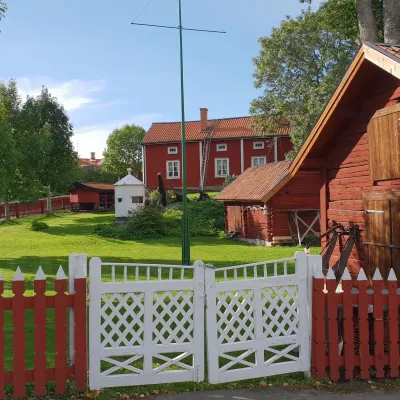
[166,160,180,179]
[216,144,227,152]
[168,146,178,154]
[253,141,264,150]
[251,156,267,167]
[215,158,229,178]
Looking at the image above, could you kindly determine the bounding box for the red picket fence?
[312,267,400,381]
[0,266,87,398]
[0,196,71,219]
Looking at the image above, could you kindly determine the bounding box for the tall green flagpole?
[178,0,190,265]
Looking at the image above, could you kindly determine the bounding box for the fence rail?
[0,196,71,219]
[312,267,400,381]
[0,265,87,398]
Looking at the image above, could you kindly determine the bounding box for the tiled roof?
[73,182,115,191]
[375,43,400,60]
[143,116,291,144]
[79,158,104,167]
[216,161,291,202]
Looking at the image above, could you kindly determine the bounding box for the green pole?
[178,0,190,265]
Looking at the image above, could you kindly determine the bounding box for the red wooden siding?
[69,188,100,204]
[322,70,400,276]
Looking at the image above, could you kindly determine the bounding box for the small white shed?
[114,168,145,219]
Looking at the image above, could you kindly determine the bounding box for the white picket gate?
[88,252,317,389]
[205,252,314,384]
[89,258,206,390]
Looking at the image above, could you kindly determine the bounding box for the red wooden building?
[282,42,400,280]
[142,108,292,191]
[69,182,115,210]
[217,161,320,246]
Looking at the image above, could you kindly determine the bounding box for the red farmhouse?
[217,162,320,246]
[69,182,115,211]
[142,108,292,191]
[284,43,400,280]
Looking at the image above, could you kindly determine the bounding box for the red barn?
[217,162,321,246]
[283,42,400,280]
[69,182,115,210]
[142,109,292,191]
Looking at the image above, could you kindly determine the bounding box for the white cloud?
[73,114,164,158]
[17,77,106,112]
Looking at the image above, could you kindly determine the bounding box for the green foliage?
[30,219,49,231]
[0,1,6,23]
[148,189,176,205]
[103,124,146,178]
[96,200,225,240]
[223,174,238,187]
[251,6,358,156]
[73,168,119,184]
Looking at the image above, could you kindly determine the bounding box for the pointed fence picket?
[0,265,87,398]
[311,266,400,381]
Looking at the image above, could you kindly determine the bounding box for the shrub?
[30,220,49,231]
[223,174,238,187]
[125,206,165,239]
[148,190,161,205]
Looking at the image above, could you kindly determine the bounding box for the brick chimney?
[200,108,208,131]
[90,152,96,161]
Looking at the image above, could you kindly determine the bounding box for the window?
[132,196,144,204]
[251,156,266,167]
[168,146,178,154]
[117,198,122,203]
[253,141,264,150]
[216,144,227,152]
[215,158,229,178]
[166,160,180,179]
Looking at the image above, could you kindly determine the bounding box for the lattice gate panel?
[89,259,205,390]
[205,253,311,384]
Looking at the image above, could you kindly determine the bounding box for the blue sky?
[0,0,314,157]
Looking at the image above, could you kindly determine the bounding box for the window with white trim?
[216,144,227,152]
[166,160,180,179]
[251,156,267,167]
[168,146,178,154]
[215,158,229,178]
[253,141,264,150]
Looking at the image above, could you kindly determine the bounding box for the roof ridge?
[150,115,253,125]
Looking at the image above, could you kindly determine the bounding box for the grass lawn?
[0,211,320,396]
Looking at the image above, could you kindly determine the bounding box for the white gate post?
[68,254,87,365]
[295,251,312,375]
[193,260,206,382]
[204,264,218,384]
[89,257,102,390]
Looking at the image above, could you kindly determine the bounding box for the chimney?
[90,152,96,161]
[200,108,208,131]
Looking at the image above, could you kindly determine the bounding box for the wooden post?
[312,264,326,379]
[34,267,47,396]
[326,268,340,381]
[372,269,385,378]
[55,267,67,394]
[387,269,399,378]
[12,268,26,398]
[357,268,370,379]
[0,274,4,399]
[74,266,87,391]
[342,268,354,380]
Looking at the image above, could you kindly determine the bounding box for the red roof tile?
[216,161,291,202]
[376,44,400,60]
[79,158,104,167]
[143,116,291,144]
[73,182,115,191]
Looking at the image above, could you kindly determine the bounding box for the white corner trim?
[274,137,278,162]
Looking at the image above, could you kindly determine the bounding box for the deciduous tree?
[103,124,146,178]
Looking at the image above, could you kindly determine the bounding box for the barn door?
[364,192,400,280]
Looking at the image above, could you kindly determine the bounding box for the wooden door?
[364,192,400,280]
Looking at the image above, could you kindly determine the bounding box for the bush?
[95,200,225,240]
[30,220,49,231]
[223,174,238,187]
[148,189,176,205]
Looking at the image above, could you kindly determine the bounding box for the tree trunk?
[356,0,379,42]
[4,198,10,221]
[383,0,400,43]
[47,189,52,213]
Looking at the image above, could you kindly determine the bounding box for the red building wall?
[321,74,400,276]
[70,189,99,204]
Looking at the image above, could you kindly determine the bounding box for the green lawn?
[0,211,319,294]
